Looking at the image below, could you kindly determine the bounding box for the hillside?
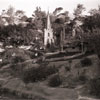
[0,48,100,100]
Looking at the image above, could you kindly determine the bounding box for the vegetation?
[0,4,99,53]
[86,78,100,98]
[48,74,62,87]
[22,64,58,83]
[0,3,100,100]
[80,57,92,67]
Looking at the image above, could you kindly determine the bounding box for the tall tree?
[6,6,15,25]
[15,10,28,24]
[52,7,70,51]
[74,4,85,18]
[89,6,100,16]
[0,15,5,27]
[53,7,63,16]
[83,6,100,32]
[33,7,46,30]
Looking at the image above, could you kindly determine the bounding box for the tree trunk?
[60,31,63,52]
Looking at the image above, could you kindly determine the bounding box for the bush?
[80,57,92,67]
[78,75,87,84]
[11,56,25,64]
[65,66,70,71]
[85,28,100,58]
[48,74,62,87]
[22,65,58,83]
[0,61,9,67]
[10,64,23,76]
[87,78,100,97]
[2,48,31,65]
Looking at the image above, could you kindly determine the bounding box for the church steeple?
[47,11,52,30]
[44,10,54,46]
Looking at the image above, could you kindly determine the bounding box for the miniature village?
[0,5,100,100]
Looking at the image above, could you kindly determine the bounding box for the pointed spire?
[44,9,54,46]
[47,10,52,30]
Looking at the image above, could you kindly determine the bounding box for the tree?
[82,7,100,55]
[89,9,99,16]
[33,7,46,30]
[53,7,63,16]
[82,6,100,32]
[52,7,70,51]
[84,28,100,59]
[15,10,27,24]
[6,6,15,25]
[74,4,85,18]
[0,15,5,27]
[72,4,86,52]
[0,6,28,26]
[89,6,100,16]
[15,10,25,17]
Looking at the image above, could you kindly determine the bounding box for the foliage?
[86,78,100,97]
[84,28,100,59]
[48,74,62,87]
[53,7,63,15]
[2,48,30,65]
[0,4,100,53]
[74,4,85,17]
[33,7,46,30]
[0,23,44,46]
[11,56,25,64]
[0,15,5,27]
[82,6,100,32]
[6,6,15,25]
[80,57,92,67]
[78,75,87,83]
[0,7,46,46]
[22,64,58,83]
[82,14,100,32]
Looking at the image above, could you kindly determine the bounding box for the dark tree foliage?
[33,7,46,31]
[82,14,100,32]
[0,23,43,46]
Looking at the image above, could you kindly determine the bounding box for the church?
[44,11,54,47]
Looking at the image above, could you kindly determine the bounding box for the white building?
[44,11,54,46]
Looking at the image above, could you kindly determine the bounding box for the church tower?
[44,11,54,46]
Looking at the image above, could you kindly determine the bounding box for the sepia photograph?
[0,0,100,100]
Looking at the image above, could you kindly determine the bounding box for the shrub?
[87,78,100,97]
[11,56,25,64]
[10,64,24,76]
[2,48,30,65]
[80,57,92,67]
[48,74,62,87]
[78,75,87,84]
[0,60,9,67]
[22,65,58,83]
[65,66,70,71]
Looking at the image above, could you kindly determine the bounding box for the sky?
[0,0,99,17]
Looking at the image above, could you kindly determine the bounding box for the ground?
[0,48,100,100]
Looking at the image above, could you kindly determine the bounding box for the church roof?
[46,11,52,30]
